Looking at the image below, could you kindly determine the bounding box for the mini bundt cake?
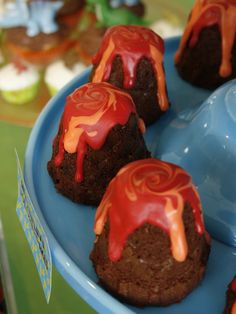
[175,0,236,89]
[90,25,170,126]
[224,276,236,314]
[47,82,149,206]
[90,158,210,306]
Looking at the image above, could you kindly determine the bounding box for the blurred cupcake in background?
[0,60,40,105]
[53,0,86,29]
[0,0,77,66]
[150,19,182,39]
[45,59,86,96]
[4,25,74,66]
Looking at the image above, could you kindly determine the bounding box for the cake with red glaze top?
[175,0,236,89]
[90,158,210,306]
[90,25,170,126]
[47,82,149,205]
[224,276,236,314]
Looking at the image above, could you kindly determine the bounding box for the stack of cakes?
[47,23,211,308]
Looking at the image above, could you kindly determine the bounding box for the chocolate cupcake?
[90,25,170,126]
[2,0,79,66]
[47,82,149,206]
[54,0,85,18]
[90,158,210,306]
[175,0,236,89]
[224,276,236,314]
[54,0,86,29]
[4,24,73,66]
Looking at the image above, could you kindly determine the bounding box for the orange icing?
[94,158,205,262]
[54,82,141,182]
[175,0,236,77]
[232,302,236,314]
[92,25,169,111]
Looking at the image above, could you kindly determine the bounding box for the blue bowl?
[24,37,236,314]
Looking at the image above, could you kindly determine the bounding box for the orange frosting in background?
[94,158,205,263]
[92,25,169,112]
[175,0,236,77]
[54,82,142,182]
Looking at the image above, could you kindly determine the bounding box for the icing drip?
[175,0,236,77]
[94,158,205,262]
[92,25,169,111]
[54,82,140,182]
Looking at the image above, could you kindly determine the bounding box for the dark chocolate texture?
[176,25,236,90]
[90,204,210,306]
[48,113,150,206]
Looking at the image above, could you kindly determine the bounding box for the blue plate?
[24,37,236,314]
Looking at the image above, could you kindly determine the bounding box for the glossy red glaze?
[231,277,236,292]
[54,82,139,182]
[92,25,169,111]
[94,158,205,262]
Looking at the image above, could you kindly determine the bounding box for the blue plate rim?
[24,36,228,314]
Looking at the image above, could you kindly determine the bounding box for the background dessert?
[44,59,86,96]
[0,0,188,126]
[91,158,210,306]
[0,60,40,105]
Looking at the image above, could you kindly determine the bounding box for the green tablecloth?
[0,1,193,313]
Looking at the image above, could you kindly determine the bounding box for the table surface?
[0,1,193,313]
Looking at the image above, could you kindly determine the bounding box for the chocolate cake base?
[90,204,210,306]
[91,56,168,126]
[47,114,150,206]
[224,276,236,314]
[175,25,236,90]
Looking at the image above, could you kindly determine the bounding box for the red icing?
[231,277,236,292]
[92,25,169,111]
[189,5,222,47]
[94,158,205,262]
[175,0,236,77]
[54,82,139,182]
[13,59,27,74]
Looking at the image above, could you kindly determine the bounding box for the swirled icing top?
[94,158,205,262]
[54,82,143,182]
[175,0,236,77]
[92,25,169,111]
